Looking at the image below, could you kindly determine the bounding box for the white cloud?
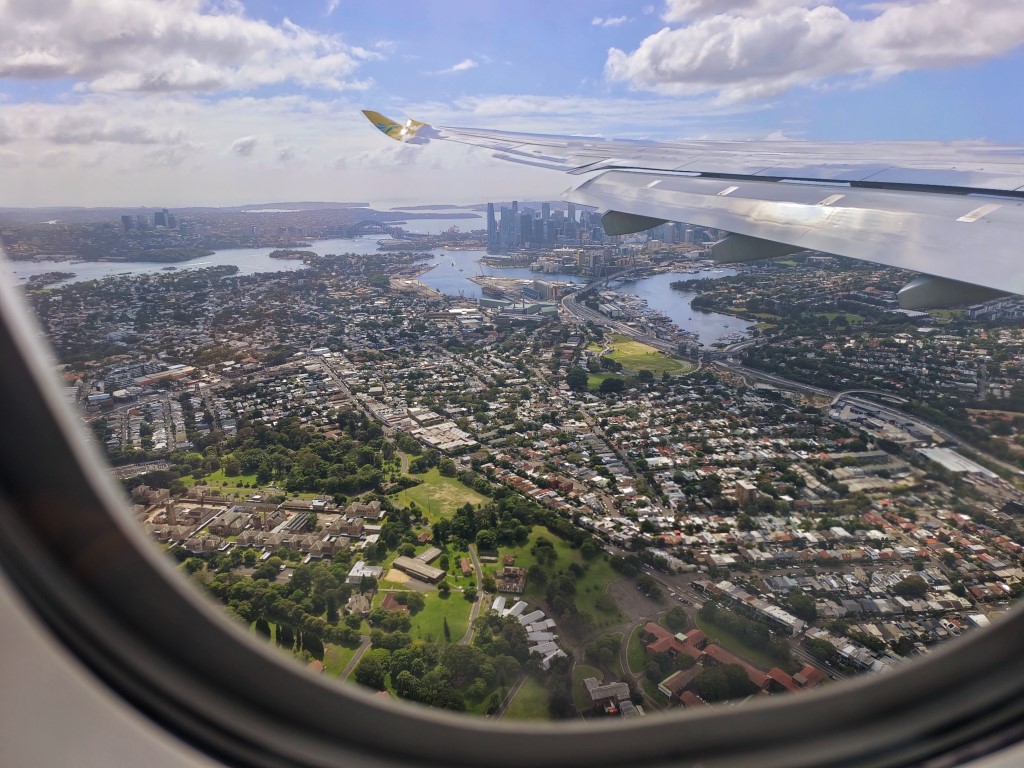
[0,0,369,93]
[47,115,182,146]
[0,88,772,208]
[662,0,807,23]
[229,135,258,156]
[592,16,631,27]
[413,92,770,140]
[436,58,479,74]
[607,0,1024,103]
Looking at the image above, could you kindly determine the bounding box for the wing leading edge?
[362,110,1024,308]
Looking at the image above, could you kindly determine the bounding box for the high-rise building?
[499,206,513,251]
[519,212,533,246]
[567,203,576,224]
[511,201,520,249]
[486,203,498,252]
[542,202,550,221]
[154,208,169,228]
[121,215,133,234]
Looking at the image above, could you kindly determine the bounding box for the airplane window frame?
[1,257,1024,768]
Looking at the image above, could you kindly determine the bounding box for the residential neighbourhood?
[14,221,1024,721]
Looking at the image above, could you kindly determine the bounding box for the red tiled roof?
[701,643,769,688]
[679,691,707,708]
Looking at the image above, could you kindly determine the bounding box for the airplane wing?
[363,110,1024,309]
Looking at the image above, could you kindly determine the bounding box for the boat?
[161,266,178,271]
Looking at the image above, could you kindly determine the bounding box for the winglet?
[362,110,428,143]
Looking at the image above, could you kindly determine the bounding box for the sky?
[1,0,1023,209]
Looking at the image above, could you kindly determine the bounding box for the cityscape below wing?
[363,110,1024,307]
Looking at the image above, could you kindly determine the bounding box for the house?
[497,566,528,593]
[380,592,410,613]
[391,556,445,583]
[583,678,632,715]
[347,560,384,585]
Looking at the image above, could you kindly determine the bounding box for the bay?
[610,269,754,346]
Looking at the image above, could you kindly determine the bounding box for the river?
[0,215,481,287]
[2,211,748,344]
[610,269,754,346]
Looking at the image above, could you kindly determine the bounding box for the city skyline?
[2,1,1023,208]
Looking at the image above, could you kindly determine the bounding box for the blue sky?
[1,0,1022,207]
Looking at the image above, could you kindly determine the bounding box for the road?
[620,621,644,678]
[491,673,528,719]
[561,290,694,359]
[713,356,1022,477]
[459,545,484,645]
[338,634,371,680]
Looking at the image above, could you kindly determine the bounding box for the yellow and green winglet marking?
[362,110,427,142]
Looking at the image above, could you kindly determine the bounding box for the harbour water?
[611,269,753,346]
[2,214,749,344]
[0,215,480,287]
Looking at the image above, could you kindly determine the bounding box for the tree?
[663,606,689,631]
[637,369,654,383]
[566,366,589,392]
[787,592,818,622]
[893,574,929,599]
[691,664,758,703]
[636,574,663,601]
[807,638,837,663]
[475,529,497,551]
[599,377,625,394]
[353,648,391,690]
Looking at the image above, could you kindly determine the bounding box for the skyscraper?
[542,202,550,221]
[499,206,512,251]
[511,201,520,249]
[486,203,498,252]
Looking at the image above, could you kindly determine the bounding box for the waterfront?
[611,269,754,346]
[2,219,750,344]
[416,248,589,299]
[0,215,480,287]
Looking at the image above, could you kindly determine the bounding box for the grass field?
[323,642,361,678]
[816,312,865,324]
[605,631,624,678]
[572,664,603,712]
[600,334,695,376]
[695,614,794,672]
[640,677,666,708]
[503,676,551,721]
[485,525,626,632]
[587,372,614,390]
[408,593,473,643]
[390,468,487,521]
[626,625,647,675]
[183,468,260,496]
